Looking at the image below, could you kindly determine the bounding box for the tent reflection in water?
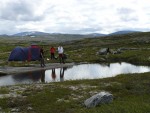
[12,70,45,83]
[8,45,41,61]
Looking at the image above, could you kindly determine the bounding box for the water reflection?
[12,70,45,82]
[45,67,67,82]
[60,67,67,82]
[51,68,56,81]
[0,62,150,86]
[0,70,45,86]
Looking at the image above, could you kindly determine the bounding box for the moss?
[0,87,9,94]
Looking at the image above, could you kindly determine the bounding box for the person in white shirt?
[58,46,65,64]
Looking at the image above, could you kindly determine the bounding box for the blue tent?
[8,46,41,61]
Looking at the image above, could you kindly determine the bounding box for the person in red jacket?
[50,46,56,60]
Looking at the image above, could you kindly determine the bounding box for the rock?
[27,107,33,111]
[84,91,113,108]
[0,94,11,98]
[98,48,108,55]
[11,108,20,112]
[69,86,78,90]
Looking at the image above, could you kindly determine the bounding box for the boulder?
[84,91,113,108]
[98,48,108,55]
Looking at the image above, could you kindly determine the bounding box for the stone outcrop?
[98,48,108,55]
[84,91,113,108]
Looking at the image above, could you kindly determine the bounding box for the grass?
[0,32,150,112]
[107,50,150,65]
[0,33,150,65]
[29,73,150,113]
[0,87,9,94]
[0,72,149,113]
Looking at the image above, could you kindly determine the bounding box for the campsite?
[8,44,41,61]
[1,0,150,112]
[0,31,150,113]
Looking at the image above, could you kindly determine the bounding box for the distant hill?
[86,33,106,37]
[11,31,106,37]
[0,30,149,44]
[0,30,145,43]
[1,30,144,37]
[108,30,141,35]
[12,31,50,36]
[9,30,142,37]
[0,34,9,36]
[6,31,103,43]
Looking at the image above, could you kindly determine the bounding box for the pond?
[0,62,150,86]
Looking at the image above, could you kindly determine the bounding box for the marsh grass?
[1,73,149,113]
[108,50,150,65]
[0,32,150,112]
[1,32,150,65]
[0,87,9,94]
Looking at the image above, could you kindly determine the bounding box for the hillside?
[0,31,150,113]
[108,30,140,35]
[0,31,150,65]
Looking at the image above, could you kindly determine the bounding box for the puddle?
[0,62,150,86]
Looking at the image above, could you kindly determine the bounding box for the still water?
[0,62,150,86]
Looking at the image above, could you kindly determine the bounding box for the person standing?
[40,47,45,67]
[50,46,56,60]
[57,46,65,64]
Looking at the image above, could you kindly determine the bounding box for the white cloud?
[0,0,150,35]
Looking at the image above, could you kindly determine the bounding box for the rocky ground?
[0,84,49,112]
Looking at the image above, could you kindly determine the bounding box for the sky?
[0,0,150,35]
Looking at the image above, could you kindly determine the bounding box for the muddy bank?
[0,63,75,75]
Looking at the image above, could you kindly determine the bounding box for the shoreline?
[0,63,75,75]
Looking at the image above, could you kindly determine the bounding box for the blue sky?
[0,0,150,35]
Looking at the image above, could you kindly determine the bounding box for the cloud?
[0,0,45,21]
[117,8,138,22]
[0,0,150,35]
